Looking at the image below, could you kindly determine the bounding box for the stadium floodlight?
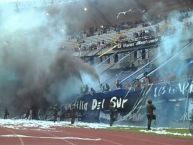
[84,7,87,11]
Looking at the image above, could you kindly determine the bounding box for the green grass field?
[105,127,193,139]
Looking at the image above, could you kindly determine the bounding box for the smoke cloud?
[0,3,98,117]
[153,10,193,80]
[147,10,193,127]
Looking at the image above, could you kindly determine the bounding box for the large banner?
[71,80,193,126]
[116,37,159,50]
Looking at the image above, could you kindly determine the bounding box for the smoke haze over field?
[0,4,99,116]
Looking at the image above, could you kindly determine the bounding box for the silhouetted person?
[84,84,89,94]
[109,102,117,126]
[134,79,141,89]
[70,104,77,124]
[81,84,89,94]
[25,107,30,119]
[90,87,96,95]
[115,80,122,89]
[100,84,103,91]
[28,109,33,120]
[31,105,39,120]
[104,83,110,91]
[4,107,9,119]
[144,74,152,86]
[146,99,156,130]
[53,105,59,122]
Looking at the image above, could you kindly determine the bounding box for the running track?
[0,127,192,145]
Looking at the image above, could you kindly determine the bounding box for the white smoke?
[152,10,193,79]
[0,2,98,116]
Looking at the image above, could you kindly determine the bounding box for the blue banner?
[71,80,193,126]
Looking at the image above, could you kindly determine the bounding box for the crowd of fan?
[72,9,193,54]
[76,9,193,94]
[73,24,157,53]
[68,20,152,41]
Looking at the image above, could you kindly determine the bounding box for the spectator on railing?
[133,79,141,89]
[90,87,96,95]
[126,83,134,92]
[81,84,89,94]
[143,72,152,86]
[99,83,110,92]
[100,83,104,92]
[115,79,123,89]
[104,83,111,91]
